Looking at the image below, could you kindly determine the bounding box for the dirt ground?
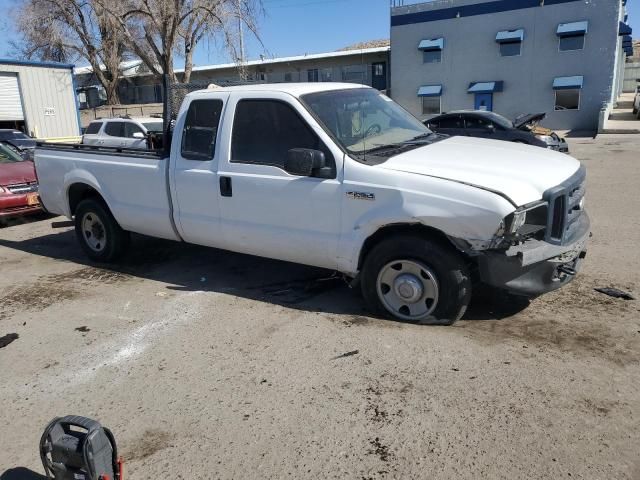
[0,135,639,480]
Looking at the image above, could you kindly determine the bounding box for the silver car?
[82,117,163,149]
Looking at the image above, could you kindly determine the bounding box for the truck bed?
[35,142,180,241]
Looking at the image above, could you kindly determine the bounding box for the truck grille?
[6,182,38,194]
[544,166,586,245]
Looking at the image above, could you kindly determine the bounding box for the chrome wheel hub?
[394,274,423,302]
[81,212,106,252]
[376,260,439,321]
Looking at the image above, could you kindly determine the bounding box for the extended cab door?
[170,93,229,247]
[215,92,344,269]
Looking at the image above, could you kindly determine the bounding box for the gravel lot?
[1,135,639,480]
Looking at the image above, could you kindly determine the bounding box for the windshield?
[481,111,513,129]
[11,131,31,140]
[301,88,431,155]
[142,122,163,133]
[0,144,24,163]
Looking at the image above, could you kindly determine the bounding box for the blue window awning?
[624,46,633,57]
[557,21,588,37]
[467,81,504,93]
[619,21,633,36]
[417,85,442,97]
[496,29,524,43]
[418,38,444,51]
[552,76,584,90]
[622,35,633,46]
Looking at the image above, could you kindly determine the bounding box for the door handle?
[220,176,232,197]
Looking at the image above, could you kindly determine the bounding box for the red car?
[0,142,42,221]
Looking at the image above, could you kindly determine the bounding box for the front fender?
[337,172,514,275]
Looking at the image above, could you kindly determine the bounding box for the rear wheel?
[74,198,129,262]
[361,236,471,324]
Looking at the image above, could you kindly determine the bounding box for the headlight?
[536,134,554,145]
[505,201,549,238]
[510,210,527,233]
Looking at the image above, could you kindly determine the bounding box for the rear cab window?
[181,99,224,160]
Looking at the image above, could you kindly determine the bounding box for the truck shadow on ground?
[0,468,46,480]
[0,226,529,323]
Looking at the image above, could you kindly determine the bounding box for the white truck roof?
[189,82,367,99]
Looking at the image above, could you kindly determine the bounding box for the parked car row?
[424,111,569,153]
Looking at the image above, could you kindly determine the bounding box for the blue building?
[390,0,633,131]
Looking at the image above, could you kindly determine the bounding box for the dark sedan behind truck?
[425,111,569,153]
[0,143,42,222]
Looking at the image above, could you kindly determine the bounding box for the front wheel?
[74,198,130,262]
[361,236,471,324]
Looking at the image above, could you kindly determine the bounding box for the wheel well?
[67,183,103,216]
[357,223,460,271]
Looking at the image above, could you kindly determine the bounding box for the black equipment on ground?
[39,415,121,480]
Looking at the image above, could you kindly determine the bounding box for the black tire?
[360,236,471,325]
[74,198,129,262]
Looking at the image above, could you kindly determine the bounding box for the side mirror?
[284,148,326,177]
[132,132,145,139]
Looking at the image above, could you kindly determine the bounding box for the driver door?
[216,92,344,270]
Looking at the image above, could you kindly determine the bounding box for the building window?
[284,72,292,82]
[555,89,580,110]
[320,68,332,82]
[423,50,442,63]
[374,64,384,76]
[500,42,521,57]
[559,35,585,51]
[307,69,319,82]
[422,96,441,115]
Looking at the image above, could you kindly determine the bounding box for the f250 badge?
[346,191,375,201]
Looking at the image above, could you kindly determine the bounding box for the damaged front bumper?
[477,212,590,297]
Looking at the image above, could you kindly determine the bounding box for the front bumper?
[0,192,43,219]
[477,212,590,297]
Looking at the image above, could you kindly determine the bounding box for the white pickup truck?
[35,83,589,324]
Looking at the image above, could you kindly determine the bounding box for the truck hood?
[378,136,580,206]
[0,160,37,187]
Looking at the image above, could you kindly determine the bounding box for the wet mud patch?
[0,266,134,320]
[122,429,171,461]
[49,266,132,285]
[367,437,393,463]
[459,277,640,365]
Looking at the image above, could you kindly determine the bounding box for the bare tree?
[97,0,262,83]
[11,0,126,104]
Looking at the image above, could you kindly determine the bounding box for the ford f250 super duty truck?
[35,83,589,324]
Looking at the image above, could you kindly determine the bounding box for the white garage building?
[0,59,81,141]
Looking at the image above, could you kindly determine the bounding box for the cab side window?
[181,99,224,160]
[231,99,334,176]
[104,122,124,137]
